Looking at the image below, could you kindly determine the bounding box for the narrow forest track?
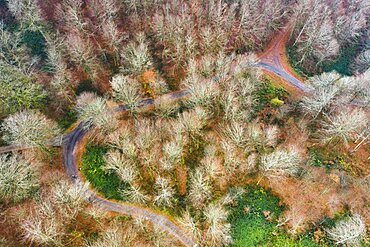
[63,92,197,247]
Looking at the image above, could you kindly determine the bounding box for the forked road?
[257,25,311,93]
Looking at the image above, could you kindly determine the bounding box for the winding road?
[59,33,313,246]
[63,93,196,247]
[1,25,367,246]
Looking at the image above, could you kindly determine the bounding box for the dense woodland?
[0,0,369,246]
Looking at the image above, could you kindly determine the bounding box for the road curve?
[257,61,311,92]
[62,92,197,247]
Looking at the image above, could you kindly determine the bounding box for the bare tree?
[203,203,232,247]
[65,32,99,79]
[325,214,366,246]
[120,184,149,204]
[6,0,44,32]
[188,168,212,209]
[352,69,370,106]
[90,0,120,22]
[237,0,287,49]
[183,74,219,109]
[110,74,142,109]
[1,110,61,148]
[152,3,198,68]
[222,121,248,148]
[134,118,157,151]
[104,150,138,184]
[263,125,279,148]
[0,153,38,203]
[153,176,176,207]
[46,38,75,105]
[52,180,90,219]
[121,33,152,75]
[178,210,202,243]
[292,0,339,64]
[198,1,235,55]
[56,0,87,34]
[221,140,244,173]
[351,49,370,74]
[300,72,352,119]
[174,107,209,138]
[100,19,124,64]
[260,147,302,178]
[21,214,63,246]
[200,146,222,180]
[106,126,134,152]
[319,108,368,146]
[87,223,126,247]
[161,139,183,171]
[86,221,136,247]
[75,92,117,130]
[332,0,369,43]
[21,179,90,246]
[220,77,255,122]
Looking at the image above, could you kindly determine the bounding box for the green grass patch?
[229,185,320,247]
[82,144,128,200]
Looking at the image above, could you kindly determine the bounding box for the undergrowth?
[253,79,288,122]
[82,144,127,200]
[307,147,356,175]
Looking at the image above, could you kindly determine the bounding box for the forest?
[0,0,369,246]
